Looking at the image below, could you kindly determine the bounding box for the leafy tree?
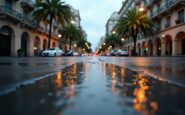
[77,39,92,53]
[33,0,73,48]
[115,8,153,55]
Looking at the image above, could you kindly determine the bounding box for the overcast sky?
[63,0,123,51]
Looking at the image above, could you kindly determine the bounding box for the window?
[157,4,161,13]
[150,10,153,17]
[165,16,171,28]
[176,9,185,24]
[5,0,13,8]
[178,9,184,21]
[156,21,161,31]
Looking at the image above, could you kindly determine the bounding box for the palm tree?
[61,24,83,50]
[115,8,153,56]
[33,0,73,48]
[105,34,122,49]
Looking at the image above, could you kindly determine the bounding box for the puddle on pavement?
[0,62,184,115]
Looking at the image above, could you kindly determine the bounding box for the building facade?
[106,11,119,36]
[120,0,185,56]
[0,0,60,56]
[0,0,82,57]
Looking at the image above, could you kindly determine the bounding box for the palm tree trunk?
[132,35,137,56]
[48,15,54,48]
[69,37,72,50]
[112,44,115,49]
[65,38,67,51]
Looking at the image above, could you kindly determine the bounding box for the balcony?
[152,0,162,4]
[175,18,184,24]
[0,5,22,22]
[53,21,58,27]
[146,0,153,8]
[151,0,185,20]
[146,0,162,8]
[20,0,35,11]
[165,22,171,28]
[136,0,142,5]
[20,16,37,29]
[36,24,44,33]
[44,28,49,33]
[153,24,161,33]
[166,0,185,9]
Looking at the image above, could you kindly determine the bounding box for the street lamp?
[121,38,125,41]
[74,44,77,47]
[34,46,37,50]
[161,34,165,38]
[139,7,144,12]
[71,20,75,24]
[58,34,62,38]
[112,31,116,34]
[103,43,106,45]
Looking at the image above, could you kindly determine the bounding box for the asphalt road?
[0,56,184,115]
[99,56,185,87]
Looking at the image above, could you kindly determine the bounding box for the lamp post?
[112,31,116,35]
[71,20,75,24]
[58,34,62,38]
[139,7,144,12]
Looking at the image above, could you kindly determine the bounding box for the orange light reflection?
[133,74,158,114]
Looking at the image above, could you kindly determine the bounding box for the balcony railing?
[21,16,37,28]
[154,25,161,33]
[151,0,185,19]
[21,0,35,10]
[136,0,142,5]
[165,22,171,28]
[146,0,153,8]
[175,18,185,24]
[0,5,22,22]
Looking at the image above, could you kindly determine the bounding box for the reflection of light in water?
[66,84,75,98]
[111,65,117,94]
[65,65,77,98]
[112,79,116,94]
[120,68,125,77]
[133,74,158,113]
[120,68,125,86]
[56,72,63,90]
[73,64,77,74]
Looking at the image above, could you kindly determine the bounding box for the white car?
[117,50,129,56]
[73,52,79,56]
[42,48,63,57]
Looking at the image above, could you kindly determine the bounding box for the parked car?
[42,48,63,57]
[110,50,118,56]
[73,52,79,56]
[105,52,111,56]
[63,50,73,56]
[118,50,129,56]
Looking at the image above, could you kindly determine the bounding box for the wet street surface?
[99,57,185,87]
[0,57,185,115]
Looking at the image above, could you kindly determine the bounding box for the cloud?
[63,0,122,51]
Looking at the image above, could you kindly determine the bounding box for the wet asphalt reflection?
[0,59,185,115]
